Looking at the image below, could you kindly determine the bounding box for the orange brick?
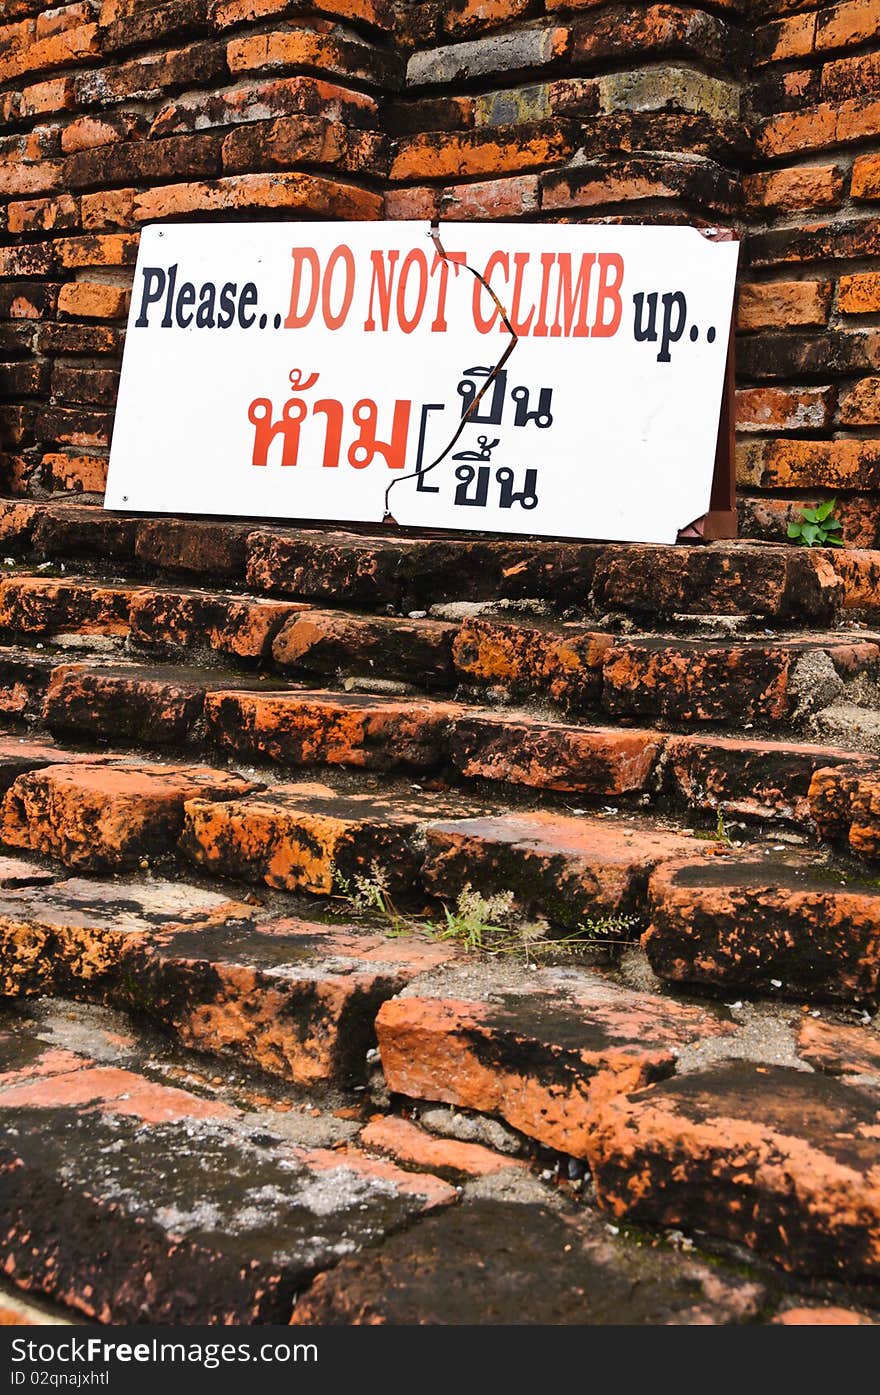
[736,386,835,434]
[383,186,439,219]
[0,160,64,197]
[755,12,817,65]
[130,173,382,223]
[390,126,572,181]
[744,165,843,214]
[0,22,99,83]
[36,3,94,40]
[440,173,539,219]
[759,96,880,159]
[839,271,880,314]
[20,77,77,116]
[58,282,130,320]
[80,188,137,230]
[42,452,109,494]
[55,233,139,269]
[226,30,386,85]
[852,153,880,199]
[821,49,880,101]
[839,377,880,425]
[738,438,880,490]
[61,114,140,154]
[443,0,531,34]
[737,281,832,332]
[816,0,880,51]
[7,194,79,234]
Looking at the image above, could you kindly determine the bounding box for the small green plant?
[332,862,407,933]
[425,885,639,961]
[694,808,733,845]
[425,885,520,953]
[787,499,843,548]
[333,866,641,962]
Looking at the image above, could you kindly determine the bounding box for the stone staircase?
[2,496,880,1323]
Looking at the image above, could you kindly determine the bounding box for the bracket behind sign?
[677,227,739,543]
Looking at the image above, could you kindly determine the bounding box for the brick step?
[1,1000,806,1326]
[0,873,452,1086]
[0,758,259,870]
[9,754,880,998]
[40,658,292,747]
[2,499,874,625]
[0,572,309,664]
[180,775,499,896]
[587,1062,880,1283]
[3,665,879,834]
[644,851,880,1003]
[8,572,880,725]
[0,1007,456,1323]
[376,973,880,1282]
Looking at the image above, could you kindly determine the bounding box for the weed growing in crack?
[787,498,843,548]
[694,808,733,845]
[332,863,408,934]
[332,865,641,963]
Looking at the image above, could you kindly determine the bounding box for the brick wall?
[0,0,878,547]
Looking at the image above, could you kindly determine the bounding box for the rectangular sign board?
[105,221,738,544]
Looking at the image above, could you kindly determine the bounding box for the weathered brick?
[738,330,880,380]
[816,0,880,52]
[50,365,119,407]
[1,762,255,871]
[151,75,378,138]
[58,282,129,320]
[749,217,880,269]
[852,153,880,200]
[821,49,880,102]
[596,66,739,120]
[54,232,139,269]
[0,246,55,279]
[391,121,573,180]
[74,40,226,105]
[572,6,732,69]
[406,26,569,85]
[759,97,880,159]
[743,165,843,213]
[443,0,530,36]
[0,22,100,84]
[738,439,880,491]
[754,11,816,65]
[226,28,398,84]
[839,271,880,314]
[438,173,538,218]
[100,0,212,53]
[737,281,832,332]
[542,154,736,215]
[42,452,109,494]
[6,194,80,235]
[130,172,382,222]
[0,284,58,321]
[65,133,220,189]
[840,376,880,425]
[736,386,835,433]
[20,76,78,117]
[36,323,121,356]
[221,116,386,176]
[60,112,143,154]
[588,1064,880,1278]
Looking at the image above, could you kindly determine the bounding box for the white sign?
[106,221,738,543]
